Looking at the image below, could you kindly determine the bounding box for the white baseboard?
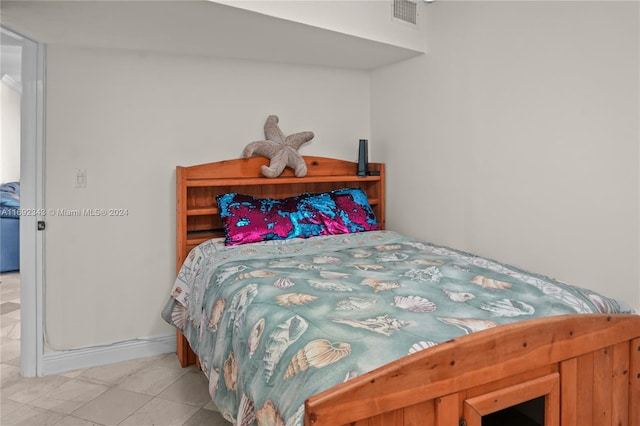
[42,334,176,376]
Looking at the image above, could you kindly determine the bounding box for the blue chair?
[1,182,20,273]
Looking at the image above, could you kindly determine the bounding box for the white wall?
[372,1,640,311]
[1,82,21,183]
[44,46,370,350]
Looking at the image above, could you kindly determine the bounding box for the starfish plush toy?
[242,115,314,178]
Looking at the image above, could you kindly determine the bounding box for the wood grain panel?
[631,337,640,426]
[403,400,434,426]
[434,394,457,426]
[465,365,556,399]
[560,357,578,425]
[593,346,613,424]
[576,352,594,426]
[374,410,404,426]
[611,341,629,426]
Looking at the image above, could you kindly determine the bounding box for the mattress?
[161,230,633,425]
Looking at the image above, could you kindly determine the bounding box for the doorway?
[0,25,45,377]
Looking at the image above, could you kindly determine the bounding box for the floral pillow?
[217,188,379,246]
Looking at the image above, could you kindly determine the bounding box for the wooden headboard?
[176,156,385,275]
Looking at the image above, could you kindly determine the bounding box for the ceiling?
[0,1,423,70]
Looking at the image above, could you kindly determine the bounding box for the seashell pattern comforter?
[161,230,633,425]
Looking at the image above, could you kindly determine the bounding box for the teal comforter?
[161,230,632,425]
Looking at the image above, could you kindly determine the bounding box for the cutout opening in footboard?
[482,396,544,426]
[463,373,559,426]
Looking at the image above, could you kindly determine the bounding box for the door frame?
[2,25,46,377]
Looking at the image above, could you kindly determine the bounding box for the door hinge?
[459,417,467,426]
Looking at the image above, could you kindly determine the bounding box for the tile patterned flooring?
[0,272,231,425]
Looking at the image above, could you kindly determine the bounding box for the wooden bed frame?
[175,156,640,426]
[175,156,385,367]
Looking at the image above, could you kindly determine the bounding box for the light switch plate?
[75,169,87,188]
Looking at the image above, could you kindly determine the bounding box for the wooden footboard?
[305,314,640,426]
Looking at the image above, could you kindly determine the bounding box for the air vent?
[393,0,417,25]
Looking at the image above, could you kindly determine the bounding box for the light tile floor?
[0,272,231,425]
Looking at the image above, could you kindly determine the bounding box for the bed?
[162,156,640,426]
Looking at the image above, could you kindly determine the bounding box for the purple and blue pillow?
[217,188,379,246]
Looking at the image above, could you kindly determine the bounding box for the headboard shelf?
[186,208,218,216]
[177,156,385,273]
[186,231,222,247]
[186,174,381,188]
